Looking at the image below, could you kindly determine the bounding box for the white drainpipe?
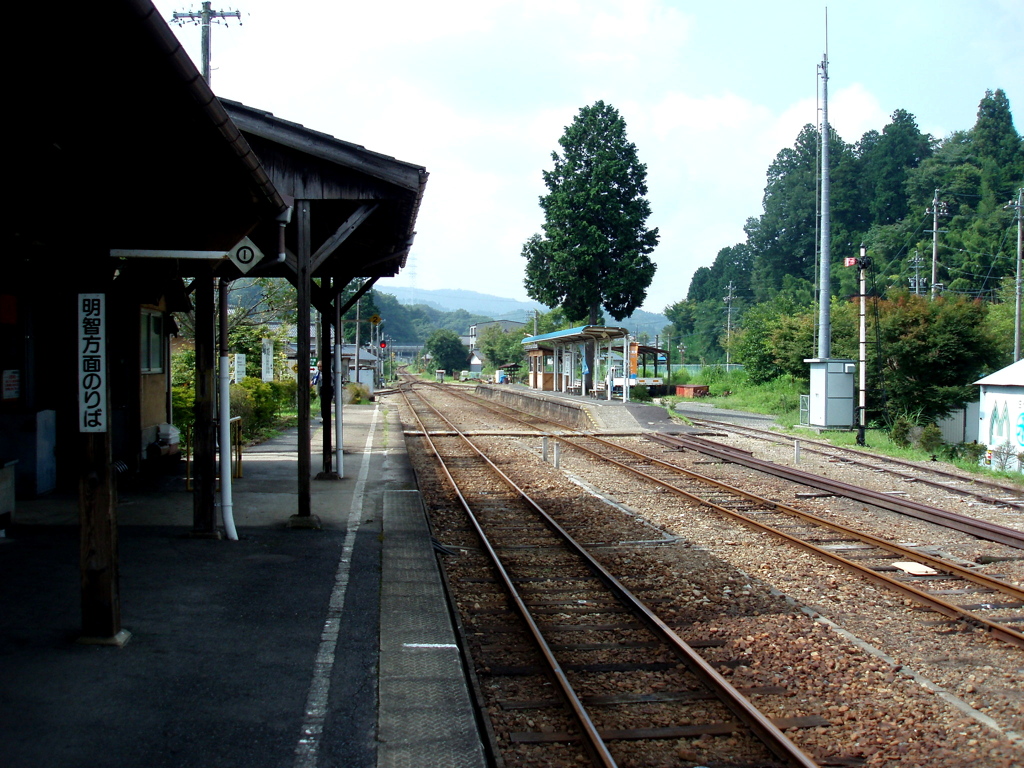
[219,352,237,540]
[334,341,344,479]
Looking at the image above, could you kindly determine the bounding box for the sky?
[153,0,1022,314]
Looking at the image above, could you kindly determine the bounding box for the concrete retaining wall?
[474,385,590,430]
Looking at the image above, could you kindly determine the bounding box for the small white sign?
[232,353,247,383]
[78,294,107,432]
[261,339,274,382]
[228,237,264,274]
[2,369,19,400]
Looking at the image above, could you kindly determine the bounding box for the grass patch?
[814,429,1023,486]
[661,370,806,428]
[657,371,1023,487]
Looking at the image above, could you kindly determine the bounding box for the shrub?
[949,441,986,465]
[171,349,196,387]
[630,384,652,402]
[238,377,277,428]
[229,385,256,440]
[890,417,912,448]
[918,423,945,456]
[343,382,371,404]
[171,386,195,431]
[270,378,298,411]
[697,365,727,385]
[990,442,1022,472]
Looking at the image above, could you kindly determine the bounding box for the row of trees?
[662,89,1022,421]
[733,288,1011,422]
[684,90,1021,310]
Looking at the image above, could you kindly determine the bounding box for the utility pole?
[926,189,949,300]
[909,251,925,295]
[1005,188,1023,362]
[724,281,736,366]
[817,50,831,358]
[170,2,243,85]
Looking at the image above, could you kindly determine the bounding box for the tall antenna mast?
[170,2,243,85]
[816,13,831,358]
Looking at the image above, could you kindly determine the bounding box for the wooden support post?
[192,267,218,536]
[79,431,127,643]
[77,291,129,645]
[291,200,319,527]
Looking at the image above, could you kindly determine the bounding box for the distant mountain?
[381,287,544,319]
[378,287,670,338]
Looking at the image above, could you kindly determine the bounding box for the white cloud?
[151,0,1019,314]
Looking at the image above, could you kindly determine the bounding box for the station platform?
[0,402,488,768]
[473,382,697,434]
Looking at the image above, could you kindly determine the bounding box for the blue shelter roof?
[521,325,630,347]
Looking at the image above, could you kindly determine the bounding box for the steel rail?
[401,386,617,768]
[404,384,1024,647]
[648,432,1024,550]
[402,384,820,768]
[420,383,1024,549]
[689,417,1024,511]
[589,434,1024,599]
[556,434,1024,650]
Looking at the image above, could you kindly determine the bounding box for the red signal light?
[379,340,387,349]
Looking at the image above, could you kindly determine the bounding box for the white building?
[468,320,527,350]
[975,359,1024,473]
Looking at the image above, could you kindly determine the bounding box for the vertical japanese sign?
[78,294,107,432]
[629,342,639,379]
[261,338,274,382]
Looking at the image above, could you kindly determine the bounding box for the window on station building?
[140,309,164,373]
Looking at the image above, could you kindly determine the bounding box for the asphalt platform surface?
[1,402,486,768]
[0,388,757,768]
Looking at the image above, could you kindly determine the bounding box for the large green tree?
[860,109,933,226]
[423,329,469,375]
[873,293,1001,421]
[746,125,856,302]
[686,243,753,304]
[523,101,659,324]
[973,89,1024,193]
[476,324,526,370]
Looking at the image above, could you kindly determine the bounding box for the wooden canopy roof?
[10,0,287,278]
[10,0,426,294]
[220,101,429,283]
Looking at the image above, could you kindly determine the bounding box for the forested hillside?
[665,89,1023,376]
[370,291,492,343]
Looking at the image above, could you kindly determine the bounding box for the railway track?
[687,417,1024,514]
[643,431,1024,550]
[570,431,1024,650]
[406,381,1024,650]
[399,382,821,767]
